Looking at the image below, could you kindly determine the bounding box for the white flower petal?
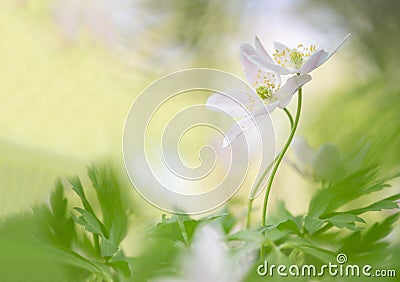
[298,50,329,74]
[273,41,290,52]
[156,224,250,282]
[298,33,350,74]
[326,33,351,59]
[252,57,292,75]
[240,53,262,87]
[240,44,292,75]
[252,100,279,116]
[187,225,226,281]
[263,72,281,86]
[222,112,272,147]
[240,52,281,89]
[275,74,312,108]
[265,100,280,112]
[254,36,273,62]
[206,88,260,117]
[168,224,251,282]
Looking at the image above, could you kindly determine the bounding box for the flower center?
[256,86,272,100]
[273,44,316,70]
[290,50,303,69]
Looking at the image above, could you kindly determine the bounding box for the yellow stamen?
[272,44,317,69]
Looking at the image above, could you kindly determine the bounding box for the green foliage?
[340,213,399,264]
[33,165,133,281]
[0,159,398,281]
[1,158,398,281]
[71,166,131,280]
[0,215,69,282]
[309,168,398,216]
[88,166,129,245]
[234,165,399,279]
[67,165,130,264]
[34,179,76,249]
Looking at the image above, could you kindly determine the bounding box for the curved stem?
[245,154,278,229]
[283,108,294,129]
[261,90,302,226]
[261,87,303,230]
[246,199,254,229]
[245,107,295,229]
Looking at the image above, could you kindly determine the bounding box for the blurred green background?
[2,0,398,214]
[0,0,399,279]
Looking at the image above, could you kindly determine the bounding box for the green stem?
[245,156,278,229]
[246,199,254,229]
[283,108,294,129]
[93,234,100,256]
[245,107,295,229]
[177,215,189,245]
[260,88,303,257]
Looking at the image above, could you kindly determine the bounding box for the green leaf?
[323,213,365,229]
[152,214,200,243]
[73,207,105,236]
[53,248,113,280]
[304,216,324,235]
[345,193,400,215]
[87,166,129,245]
[201,209,237,234]
[365,213,399,243]
[227,230,264,244]
[340,213,399,262]
[109,260,132,278]
[29,165,133,280]
[266,245,293,265]
[0,214,75,281]
[308,167,399,218]
[273,219,302,235]
[101,237,119,257]
[34,180,76,249]
[70,212,86,225]
[281,237,335,263]
[50,180,68,220]
[68,177,94,212]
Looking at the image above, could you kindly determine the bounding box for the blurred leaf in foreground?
[0,164,134,281]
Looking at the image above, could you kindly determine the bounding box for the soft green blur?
[0,0,244,215]
[1,0,398,221]
[302,0,400,168]
[0,0,399,280]
[1,0,398,223]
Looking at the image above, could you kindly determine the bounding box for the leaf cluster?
[234,167,399,281]
[34,165,132,281]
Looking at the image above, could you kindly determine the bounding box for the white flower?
[240,34,350,75]
[155,224,251,282]
[207,54,311,147]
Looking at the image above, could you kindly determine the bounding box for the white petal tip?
[342,33,351,43]
[222,139,230,148]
